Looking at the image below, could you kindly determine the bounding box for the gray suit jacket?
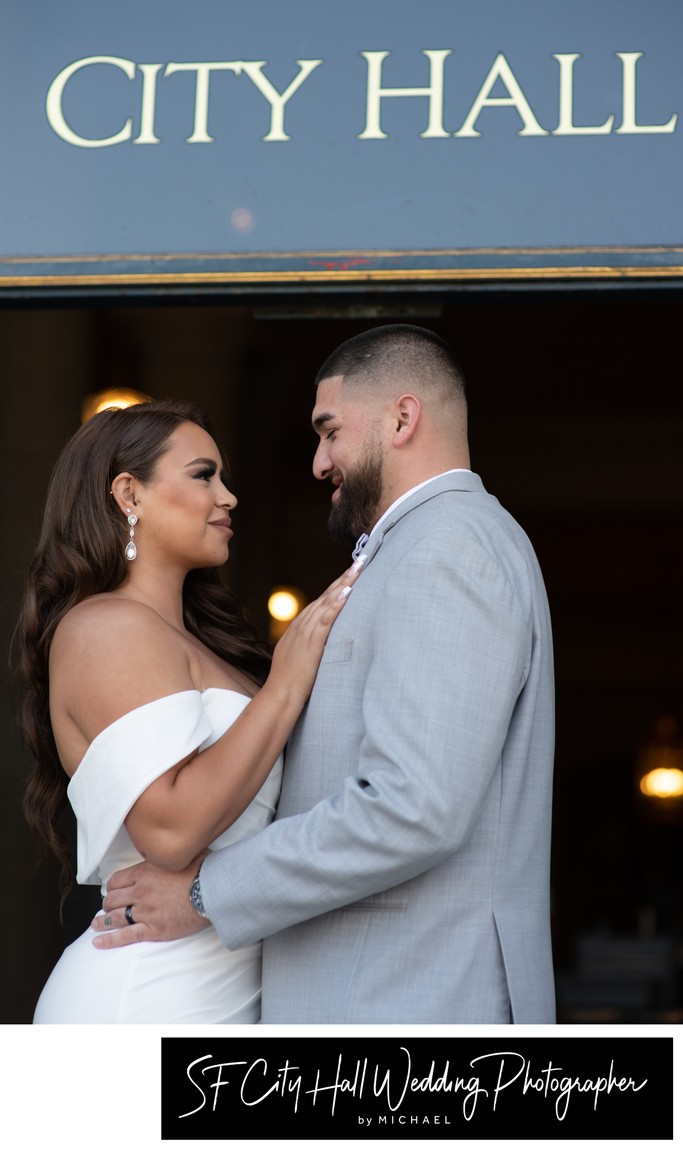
[203,472,556,1022]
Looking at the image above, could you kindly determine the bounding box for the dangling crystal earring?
[125,509,138,561]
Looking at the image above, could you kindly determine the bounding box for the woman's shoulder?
[51,596,189,687]
[50,597,196,746]
[55,594,173,647]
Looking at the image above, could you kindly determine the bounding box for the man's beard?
[328,446,384,546]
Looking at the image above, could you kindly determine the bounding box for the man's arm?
[96,521,529,947]
[202,527,530,949]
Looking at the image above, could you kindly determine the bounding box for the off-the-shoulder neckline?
[68,688,252,785]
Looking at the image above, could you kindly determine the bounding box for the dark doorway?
[2,290,681,1022]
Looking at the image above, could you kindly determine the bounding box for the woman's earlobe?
[110,473,137,514]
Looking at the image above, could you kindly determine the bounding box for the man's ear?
[110,472,140,514]
[393,394,421,447]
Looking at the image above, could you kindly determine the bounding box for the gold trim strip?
[2,266,683,287]
[2,244,683,267]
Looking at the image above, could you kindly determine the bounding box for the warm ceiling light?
[268,588,304,622]
[267,586,308,644]
[81,388,150,423]
[639,768,683,800]
[636,715,683,804]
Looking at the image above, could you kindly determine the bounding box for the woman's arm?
[51,568,358,870]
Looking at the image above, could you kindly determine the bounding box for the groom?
[97,323,556,1023]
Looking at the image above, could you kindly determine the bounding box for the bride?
[14,398,358,1023]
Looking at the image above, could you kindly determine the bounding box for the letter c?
[46,55,135,147]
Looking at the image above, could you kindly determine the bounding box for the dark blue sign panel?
[2,0,682,293]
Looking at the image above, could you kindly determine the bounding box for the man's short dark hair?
[315,324,467,402]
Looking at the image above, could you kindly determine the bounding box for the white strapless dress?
[33,689,282,1024]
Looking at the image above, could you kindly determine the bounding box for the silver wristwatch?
[189,871,209,919]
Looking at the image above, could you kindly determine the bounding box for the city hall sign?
[46,50,677,147]
[2,1,682,293]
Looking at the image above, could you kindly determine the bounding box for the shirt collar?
[368,469,472,539]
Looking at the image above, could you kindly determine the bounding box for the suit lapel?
[357,471,486,569]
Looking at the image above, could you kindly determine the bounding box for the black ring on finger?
[125,905,135,926]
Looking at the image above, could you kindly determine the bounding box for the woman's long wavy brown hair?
[12,399,271,911]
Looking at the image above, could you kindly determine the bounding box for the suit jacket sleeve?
[202,516,532,950]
